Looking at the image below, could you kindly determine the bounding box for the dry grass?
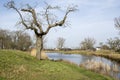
[94,50,120,62]
[30,48,48,59]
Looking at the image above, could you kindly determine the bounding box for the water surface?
[46,53,120,80]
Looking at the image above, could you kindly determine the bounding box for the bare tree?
[5,1,76,60]
[107,37,120,52]
[0,29,12,49]
[115,17,120,30]
[80,37,96,50]
[56,37,66,49]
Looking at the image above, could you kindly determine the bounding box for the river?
[46,53,120,80]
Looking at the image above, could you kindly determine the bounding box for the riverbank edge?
[45,50,120,63]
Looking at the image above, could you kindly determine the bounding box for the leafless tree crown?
[5,1,77,37]
[80,37,96,50]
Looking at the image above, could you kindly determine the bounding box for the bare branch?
[4,0,15,9]
[21,8,43,33]
[21,9,32,12]
[43,6,77,35]
[115,17,120,30]
[6,1,77,37]
[5,1,43,35]
[44,2,60,10]
[5,1,32,30]
[44,6,50,26]
[43,3,61,26]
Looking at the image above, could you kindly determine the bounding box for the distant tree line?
[0,29,33,51]
[79,37,120,52]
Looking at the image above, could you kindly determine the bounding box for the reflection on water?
[46,53,120,80]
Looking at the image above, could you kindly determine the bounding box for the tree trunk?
[36,36,43,60]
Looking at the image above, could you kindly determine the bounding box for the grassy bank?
[0,50,114,80]
[47,50,120,62]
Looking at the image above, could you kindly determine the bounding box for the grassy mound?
[0,50,114,80]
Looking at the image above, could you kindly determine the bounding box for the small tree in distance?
[107,37,120,52]
[56,37,66,49]
[5,1,77,60]
[80,37,96,50]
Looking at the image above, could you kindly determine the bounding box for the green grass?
[0,50,114,80]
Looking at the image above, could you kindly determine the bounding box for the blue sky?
[0,0,120,48]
